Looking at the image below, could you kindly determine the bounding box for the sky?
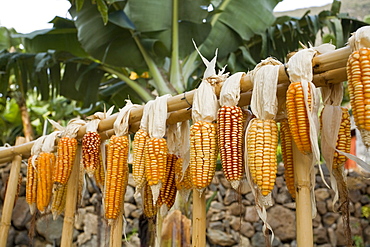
[0,0,333,34]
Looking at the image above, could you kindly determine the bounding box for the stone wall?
[1,162,370,246]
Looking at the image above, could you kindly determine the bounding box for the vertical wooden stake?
[293,142,313,247]
[0,137,26,247]
[109,216,123,247]
[191,189,206,247]
[60,145,81,247]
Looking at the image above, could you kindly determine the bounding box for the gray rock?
[251,232,266,247]
[14,231,29,245]
[125,186,135,204]
[36,214,63,243]
[244,206,259,222]
[316,200,327,215]
[77,232,92,246]
[228,202,246,216]
[238,235,251,247]
[210,201,225,212]
[84,213,99,235]
[360,194,370,204]
[124,203,137,218]
[128,174,136,187]
[240,222,255,238]
[124,232,140,247]
[210,210,225,221]
[6,226,16,247]
[275,176,284,189]
[335,216,361,246]
[313,213,321,228]
[348,188,362,203]
[207,228,236,246]
[315,188,330,201]
[219,177,232,190]
[224,189,240,206]
[364,225,370,244]
[313,225,328,244]
[11,197,32,230]
[275,189,291,204]
[239,180,251,195]
[267,205,296,242]
[322,212,339,226]
[327,226,337,246]
[209,221,224,231]
[229,216,240,231]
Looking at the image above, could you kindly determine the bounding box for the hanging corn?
[145,95,171,204]
[217,72,246,190]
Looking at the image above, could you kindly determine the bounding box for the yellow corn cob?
[94,153,105,190]
[37,152,56,213]
[82,131,101,176]
[143,182,157,219]
[333,107,352,169]
[280,119,295,199]
[175,158,193,191]
[104,135,129,221]
[286,81,312,154]
[26,156,37,214]
[189,121,218,191]
[51,184,68,219]
[53,137,78,185]
[157,154,178,210]
[132,128,150,189]
[217,105,244,189]
[247,119,278,196]
[145,137,167,186]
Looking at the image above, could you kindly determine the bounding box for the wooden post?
[293,142,313,247]
[109,216,123,247]
[0,137,26,247]
[60,145,81,247]
[191,189,206,247]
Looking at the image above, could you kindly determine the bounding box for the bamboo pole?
[292,142,313,247]
[191,189,206,247]
[60,145,81,247]
[0,45,353,163]
[109,217,123,247]
[0,137,26,247]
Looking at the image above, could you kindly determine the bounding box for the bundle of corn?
[104,100,139,224]
[37,131,60,213]
[190,48,227,195]
[52,119,85,187]
[347,26,370,149]
[279,119,295,199]
[26,135,47,215]
[132,101,153,193]
[156,124,178,215]
[145,95,171,204]
[217,72,246,190]
[285,46,323,246]
[246,57,283,244]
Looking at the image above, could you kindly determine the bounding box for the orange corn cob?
[82,131,101,176]
[132,128,150,189]
[53,137,78,185]
[26,156,37,214]
[145,137,167,186]
[157,153,178,210]
[37,152,56,213]
[280,119,295,199]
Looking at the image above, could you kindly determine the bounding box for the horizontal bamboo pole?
[0,45,352,163]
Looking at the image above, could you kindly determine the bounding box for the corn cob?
[94,153,105,190]
[247,119,278,196]
[37,152,56,213]
[175,158,193,191]
[53,137,78,185]
[82,131,101,176]
[26,156,37,214]
[332,107,352,169]
[217,105,244,189]
[143,182,157,219]
[51,184,68,219]
[145,137,168,186]
[157,153,178,210]
[286,81,312,154]
[347,47,370,146]
[104,135,129,221]
[189,121,218,191]
[280,119,295,199]
[132,128,150,189]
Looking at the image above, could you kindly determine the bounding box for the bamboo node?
[181,91,192,110]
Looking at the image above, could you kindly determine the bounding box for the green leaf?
[2,98,21,124]
[95,0,109,25]
[109,10,136,30]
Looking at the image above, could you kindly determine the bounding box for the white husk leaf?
[192,45,228,123]
[31,135,47,156]
[47,119,65,132]
[286,48,316,84]
[140,100,154,132]
[113,99,141,137]
[148,95,171,138]
[219,72,244,107]
[85,119,100,133]
[91,105,114,120]
[166,123,180,155]
[348,26,370,51]
[151,183,161,205]
[63,118,86,138]
[41,131,61,153]
[249,58,281,120]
